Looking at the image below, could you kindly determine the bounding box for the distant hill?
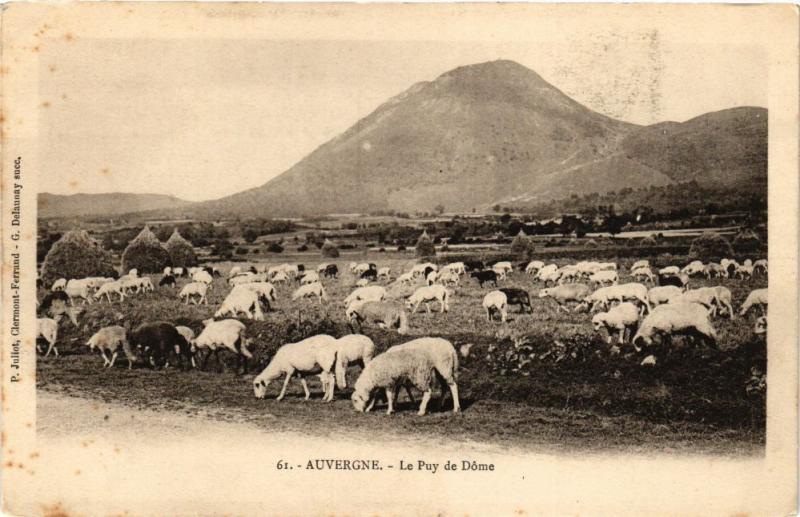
[38,192,193,218]
[186,59,766,217]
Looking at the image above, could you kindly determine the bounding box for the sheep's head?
[537,289,550,298]
[351,390,369,412]
[632,333,651,352]
[573,301,590,313]
[253,377,269,399]
[754,316,767,335]
[590,314,605,331]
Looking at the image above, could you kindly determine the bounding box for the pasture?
[37,254,767,454]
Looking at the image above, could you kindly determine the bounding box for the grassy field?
[37,253,767,454]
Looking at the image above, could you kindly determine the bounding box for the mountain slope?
[38,193,193,218]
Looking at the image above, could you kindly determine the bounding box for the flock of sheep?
[37,254,767,416]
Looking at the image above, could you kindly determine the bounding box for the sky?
[37,17,768,202]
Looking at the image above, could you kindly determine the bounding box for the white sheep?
[681,261,706,277]
[734,264,754,280]
[538,268,561,287]
[589,270,618,287]
[179,282,209,305]
[753,259,768,275]
[592,302,640,344]
[317,263,331,273]
[51,278,67,291]
[482,290,508,322]
[704,262,727,279]
[271,271,289,284]
[395,272,415,285]
[581,283,650,314]
[64,279,93,305]
[192,270,213,284]
[631,267,655,283]
[330,334,376,392]
[658,266,680,276]
[435,270,460,286]
[491,265,508,281]
[192,319,251,373]
[442,262,466,276]
[343,285,387,308]
[536,264,558,280]
[648,285,683,307]
[351,337,460,416]
[632,302,717,351]
[356,278,370,288]
[377,267,391,280]
[740,288,768,317]
[538,283,591,312]
[556,266,581,284]
[93,280,127,302]
[353,263,371,275]
[345,300,410,335]
[216,289,265,320]
[36,318,59,357]
[493,261,513,273]
[406,284,451,314]
[631,260,649,271]
[228,266,242,278]
[229,273,255,286]
[238,281,277,303]
[253,334,338,401]
[291,282,328,304]
[300,271,321,285]
[410,262,437,277]
[525,261,544,275]
[86,326,138,368]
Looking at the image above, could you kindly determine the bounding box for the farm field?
[37,254,767,455]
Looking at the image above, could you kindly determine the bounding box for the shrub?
[689,232,734,261]
[415,230,436,258]
[121,226,171,274]
[732,229,761,248]
[321,239,340,258]
[510,230,535,258]
[266,242,284,253]
[41,230,117,284]
[297,244,309,252]
[236,246,249,255]
[212,239,234,259]
[164,229,198,268]
[639,235,658,247]
[584,239,599,248]
[397,245,407,252]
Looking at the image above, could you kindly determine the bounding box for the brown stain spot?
[74,469,81,476]
[61,94,68,101]
[64,33,75,42]
[100,167,110,176]
[113,446,121,454]
[32,45,40,53]
[17,462,24,469]
[49,64,57,73]
[29,451,39,459]
[40,101,50,108]
[4,461,13,468]
[42,503,70,517]
[68,180,79,189]
[25,422,32,428]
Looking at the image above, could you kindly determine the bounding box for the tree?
[321,239,340,258]
[689,232,734,261]
[266,242,284,253]
[121,226,171,274]
[41,230,117,284]
[165,229,198,267]
[242,228,260,244]
[415,230,435,258]
[510,229,535,259]
[434,203,445,215]
[212,239,234,260]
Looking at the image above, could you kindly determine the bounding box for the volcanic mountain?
[182,60,768,217]
[38,192,192,218]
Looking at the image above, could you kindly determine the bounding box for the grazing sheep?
[648,286,683,307]
[703,263,726,279]
[291,282,328,304]
[300,271,321,285]
[271,271,290,284]
[331,334,376,391]
[355,278,370,287]
[442,262,465,276]
[395,272,415,285]
[175,326,196,348]
[491,265,508,281]
[463,260,485,272]
[482,291,508,322]
[470,270,498,288]
[322,264,339,278]
[632,302,717,351]
[159,274,177,288]
[343,285,387,308]
[179,282,209,305]
[238,281,277,303]
[734,264,754,280]
[671,288,720,315]
[228,266,242,278]
[351,337,460,416]
[353,263,371,275]
[498,287,532,314]
[493,261,513,273]
[525,261,545,275]
[216,289,265,320]
[658,273,689,289]
[346,300,409,335]
[592,302,640,344]
[589,270,618,287]
[406,285,451,314]
[173,267,186,277]
[36,318,59,357]
[39,291,81,327]
[51,278,67,291]
[192,270,213,285]
[64,279,93,305]
[435,270,460,286]
[658,266,680,276]
[538,283,591,313]
[86,326,138,369]
[631,267,655,284]
[681,261,706,277]
[229,273,256,286]
[708,286,735,319]
[253,335,338,401]
[740,288,768,317]
[128,322,193,370]
[753,259,768,275]
[578,283,650,314]
[93,280,127,303]
[192,319,251,374]
[631,260,649,271]
[536,263,558,279]
[537,268,561,287]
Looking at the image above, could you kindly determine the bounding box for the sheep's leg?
[417,390,432,416]
[44,340,55,358]
[277,370,293,401]
[108,352,118,368]
[448,383,461,413]
[618,329,625,344]
[215,349,223,373]
[201,349,212,370]
[299,378,311,400]
[385,388,394,415]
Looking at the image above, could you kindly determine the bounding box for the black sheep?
[323,264,339,278]
[499,288,532,313]
[128,322,193,370]
[464,260,485,272]
[159,274,176,288]
[470,270,498,288]
[360,268,378,281]
[658,273,688,289]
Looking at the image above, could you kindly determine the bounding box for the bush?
[212,239,234,260]
[510,230,535,258]
[41,230,117,284]
[689,232,734,261]
[732,229,761,248]
[584,239,599,248]
[266,242,284,253]
[236,246,249,255]
[639,236,658,247]
[321,239,340,258]
[397,245,407,252]
[297,244,309,252]
[164,229,198,268]
[121,226,171,274]
[415,230,435,258]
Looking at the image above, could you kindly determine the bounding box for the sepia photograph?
[2,3,797,515]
